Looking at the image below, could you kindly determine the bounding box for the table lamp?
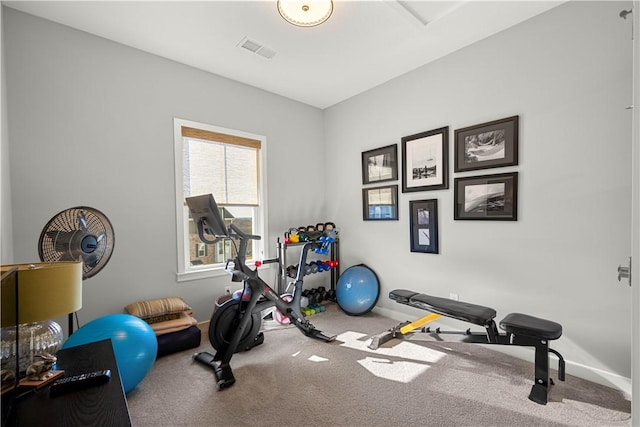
[1,262,82,383]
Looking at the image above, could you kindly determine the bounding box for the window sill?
[176,261,267,282]
[176,266,229,282]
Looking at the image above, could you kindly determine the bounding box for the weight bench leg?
[529,339,551,405]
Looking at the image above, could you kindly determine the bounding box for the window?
[196,243,208,258]
[174,118,267,281]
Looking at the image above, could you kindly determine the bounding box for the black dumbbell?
[319,287,330,303]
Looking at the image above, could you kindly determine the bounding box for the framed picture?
[362,185,398,221]
[362,144,398,185]
[410,199,439,254]
[402,126,449,193]
[454,115,519,172]
[454,172,518,221]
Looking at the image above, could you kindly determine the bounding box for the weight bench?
[371,289,565,405]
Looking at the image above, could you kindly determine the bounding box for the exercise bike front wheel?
[209,299,263,352]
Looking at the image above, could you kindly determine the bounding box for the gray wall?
[2,7,325,326]
[324,0,633,386]
[1,4,14,263]
[1,1,634,389]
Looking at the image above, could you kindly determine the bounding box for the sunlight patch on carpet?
[334,331,446,384]
[357,357,429,383]
[336,331,446,363]
[308,355,329,362]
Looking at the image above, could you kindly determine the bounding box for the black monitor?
[185,194,230,244]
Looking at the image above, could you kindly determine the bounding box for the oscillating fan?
[38,207,115,279]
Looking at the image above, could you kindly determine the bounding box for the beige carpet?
[126,304,631,426]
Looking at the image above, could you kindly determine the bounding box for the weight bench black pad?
[500,313,562,341]
[389,289,497,327]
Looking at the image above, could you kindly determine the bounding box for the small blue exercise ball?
[336,264,380,316]
[63,313,157,393]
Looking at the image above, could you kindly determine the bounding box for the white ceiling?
[4,1,565,109]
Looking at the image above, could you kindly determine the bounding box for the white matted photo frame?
[362,185,399,221]
[410,199,439,253]
[454,172,518,221]
[402,127,449,193]
[454,115,519,172]
[361,144,398,185]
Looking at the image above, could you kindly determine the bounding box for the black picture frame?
[362,144,398,185]
[454,115,519,172]
[362,185,399,221]
[410,199,439,253]
[402,126,449,193]
[454,172,518,221]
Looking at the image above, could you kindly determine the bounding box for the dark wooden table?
[4,338,131,426]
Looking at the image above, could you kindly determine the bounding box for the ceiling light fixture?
[277,0,333,27]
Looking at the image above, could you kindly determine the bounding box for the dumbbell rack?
[275,237,340,295]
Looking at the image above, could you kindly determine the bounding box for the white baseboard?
[563,360,631,399]
[373,306,632,400]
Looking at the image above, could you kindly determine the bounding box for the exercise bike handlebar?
[227,221,327,272]
[228,223,261,241]
[196,219,224,245]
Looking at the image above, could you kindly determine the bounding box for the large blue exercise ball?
[62,313,157,393]
[336,264,380,316]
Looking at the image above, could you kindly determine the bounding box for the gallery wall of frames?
[361,115,519,254]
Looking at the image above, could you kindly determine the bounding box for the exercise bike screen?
[186,194,229,239]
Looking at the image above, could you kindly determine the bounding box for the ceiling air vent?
[238,37,276,60]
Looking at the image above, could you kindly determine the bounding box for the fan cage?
[38,207,115,279]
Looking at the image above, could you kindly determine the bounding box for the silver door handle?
[617,257,631,286]
[618,265,630,281]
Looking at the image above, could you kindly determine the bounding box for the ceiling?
[4,1,565,109]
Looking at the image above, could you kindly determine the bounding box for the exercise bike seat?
[389,289,497,327]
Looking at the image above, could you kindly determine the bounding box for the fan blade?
[47,230,73,253]
[96,232,106,243]
[78,211,88,231]
[83,252,99,268]
[58,253,77,262]
[47,230,86,259]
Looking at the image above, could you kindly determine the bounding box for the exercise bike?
[186,194,336,390]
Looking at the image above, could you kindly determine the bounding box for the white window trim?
[173,117,268,282]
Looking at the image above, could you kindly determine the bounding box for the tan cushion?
[144,312,182,325]
[149,312,198,336]
[125,296,192,319]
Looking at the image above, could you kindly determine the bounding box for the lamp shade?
[1,262,83,327]
[277,0,333,27]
